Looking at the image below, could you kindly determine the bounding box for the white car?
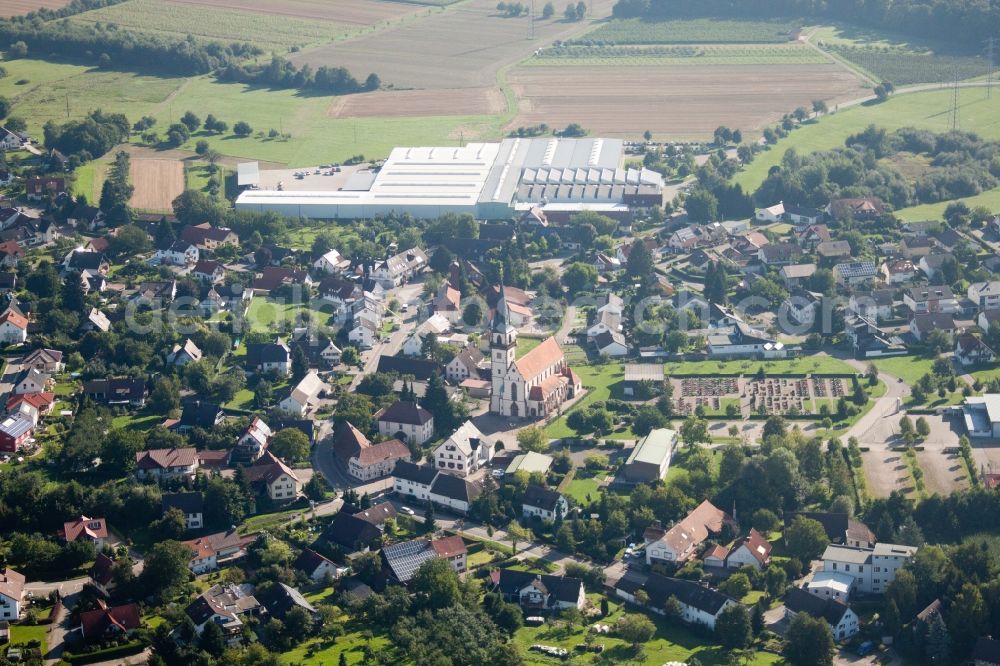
[400,506,415,516]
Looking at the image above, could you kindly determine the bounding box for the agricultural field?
[167,0,422,26]
[0,0,68,17]
[530,43,829,66]
[734,88,1000,192]
[331,86,507,118]
[129,158,185,212]
[288,0,619,89]
[70,0,364,50]
[582,17,800,44]
[824,46,991,85]
[507,64,863,139]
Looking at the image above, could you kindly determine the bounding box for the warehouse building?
[234,138,664,220]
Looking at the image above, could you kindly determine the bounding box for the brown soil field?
[130,159,185,212]
[331,86,506,118]
[507,64,864,138]
[289,0,618,89]
[167,0,418,25]
[0,0,69,17]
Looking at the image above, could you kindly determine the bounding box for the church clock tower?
[490,282,517,415]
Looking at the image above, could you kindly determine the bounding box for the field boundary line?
[802,28,877,86]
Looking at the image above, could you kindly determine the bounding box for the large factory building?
[233,137,664,221]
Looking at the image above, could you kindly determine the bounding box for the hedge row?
[63,641,147,665]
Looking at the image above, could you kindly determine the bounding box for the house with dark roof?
[845,315,907,359]
[614,573,736,630]
[322,502,398,552]
[192,259,225,284]
[83,377,146,407]
[956,334,996,367]
[185,583,261,645]
[521,485,568,522]
[135,447,199,480]
[78,601,140,640]
[258,582,317,620]
[294,548,347,583]
[376,355,442,381]
[21,348,63,373]
[289,329,341,368]
[784,587,859,641]
[246,340,291,375]
[375,400,434,445]
[489,568,584,611]
[88,553,116,597]
[910,312,957,342]
[393,460,439,502]
[175,400,223,432]
[429,473,482,514]
[162,492,204,531]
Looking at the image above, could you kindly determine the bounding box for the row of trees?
[42,109,130,162]
[216,55,378,95]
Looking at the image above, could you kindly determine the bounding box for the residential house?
[593,329,628,357]
[522,485,568,522]
[176,400,223,431]
[0,127,23,150]
[21,348,63,373]
[166,338,202,366]
[902,236,935,259]
[821,543,917,594]
[490,569,585,611]
[0,272,16,294]
[782,290,822,328]
[246,340,291,376]
[755,202,785,223]
[83,377,145,406]
[63,249,110,275]
[134,447,200,480]
[0,309,27,344]
[393,461,439,502]
[848,290,894,322]
[278,371,329,416]
[827,197,885,220]
[780,263,817,288]
[725,528,772,570]
[623,428,676,483]
[11,368,48,395]
[881,259,918,285]
[348,317,379,350]
[132,280,177,304]
[81,308,112,333]
[380,537,466,584]
[313,249,344,274]
[258,582,317,621]
[833,262,878,288]
[845,315,907,358]
[79,601,141,640]
[60,516,108,549]
[376,355,442,381]
[88,554,117,598]
[646,500,735,565]
[252,266,312,294]
[375,400,434,445]
[918,253,953,281]
[183,530,253,574]
[192,259,225,284]
[333,420,411,482]
[322,503,398,551]
[980,310,1000,332]
[815,240,852,261]
[707,318,786,360]
[181,223,239,251]
[429,473,482,514]
[6,392,55,426]
[433,284,462,324]
[155,240,199,267]
[0,412,33,452]
[783,512,876,548]
[431,535,468,575]
[784,587,859,641]
[758,242,801,266]
[162,492,204,531]
[372,248,427,288]
[910,312,957,342]
[231,417,273,465]
[904,285,959,314]
[969,281,1000,312]
[446,346,485,383]
[614,573,735,631]
[807,572,856,603]
[316,275,361,313]
[956,335,996,367]
[25,176,65,201]
[245,452,302,501]
[401,314,452,356]
[433,420,494,477]
[290,329,341,368]
[294,548,347,583]
[185,584,261,644]
[0,568,24,621]
[593,252,621,273]
[0,240,23,268]
[793,222,831,247]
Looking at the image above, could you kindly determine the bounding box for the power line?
[950,69,961,131]
[987,37,996,100]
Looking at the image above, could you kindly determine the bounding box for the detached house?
[821,543,917,594]
[0,568,25,621]
[433,420,494,477]
[521,485,568,522]
[22,348,63,373]
[0,309,27,344]
[375,400,434,445]
[185,584,261,645]
[230,417,272,465]
[181,223,239,251]
[60,516,108,549]
[245,452,302,502]
[881,258,918,285]
[724,528,772,570]
[646,500,735,565]
[490,569,585,612]
[446,346,485,382]
[785,587,859,641]
[614,574,736,631]
[956,335,996,367]
[134,447,200,480]
[904,285,959,314]
[166,339,203,366]
[372,247,427,288]
[278,371,328,416]
[968,281,1000,312]
[162,492,204,531]
[192,259,225,284]
[155,240,199,267]
[83,378,146,406]
[294,548,347,583]
[183,530,253,574]
[910,312,957,342]
[246,340,291,376]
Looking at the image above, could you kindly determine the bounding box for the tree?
[764,565,787,598]
[412,557,461,609]
[516,426,547,453]
[291,345,309,382]
[715,604,752,649]
[542,1,554,17]
[181,111,201,132]
[110,224,151,258]
[463,301,483,327]
[283,606,313,644]
[762,415,787,441]
[925,612,951,664]
[785,516,829,563]
[680,415,709,446]
[783,612,834,666]
[561,262,597,294]
[195,139,209,155]
[915,417,930,438]
[719,572,751,598]
[684,188,718,222]
[199,619,226,657]
[506,521,532,555]
[812,99,828,116]
[423,372,457,435]
[140,540,192,601]
[233,121,253,136]
[948,582,988,655]
[270,428,310,462]
[172,189,223,226]
[61,273,87,313]
[429,245,452,274]
[422,500,436,533]
[626,238,654,279]
[616,613,655,648]
[632,406,667,437]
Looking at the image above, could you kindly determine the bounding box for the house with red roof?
[79,600,140,640]
[134,447,200,480]
[244,451,302,501]
[0,309,27,344]
[725,528,772,570]
[6,392,55,426]
[0,240,23,268]
[0,412,34,452]
[60,516,108,549]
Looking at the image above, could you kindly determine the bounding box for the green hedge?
[63,641,147,665]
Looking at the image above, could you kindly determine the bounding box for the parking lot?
[256,163,367,191]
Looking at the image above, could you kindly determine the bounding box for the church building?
[490,285,580,418]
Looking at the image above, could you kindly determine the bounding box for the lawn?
[225,388,256,411]
[543,363,624,439]
[186,163,231,204]
[971,365,1000,386]
[734,89,1000,193]
[246,296,338,332]
[871,356,934,385]
[583,17,799,44]
[280,606,394,665]
[239,506,304,534]
[512,597,779,665]
[664,355,856,376]
[894,186,1000,222]
[110,411,164,431]
[10,623,48,656]
[563,474,604,504]
[71,0,362,50]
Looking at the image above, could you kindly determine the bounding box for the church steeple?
[490,279,517,415]
[491,277,514,336]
